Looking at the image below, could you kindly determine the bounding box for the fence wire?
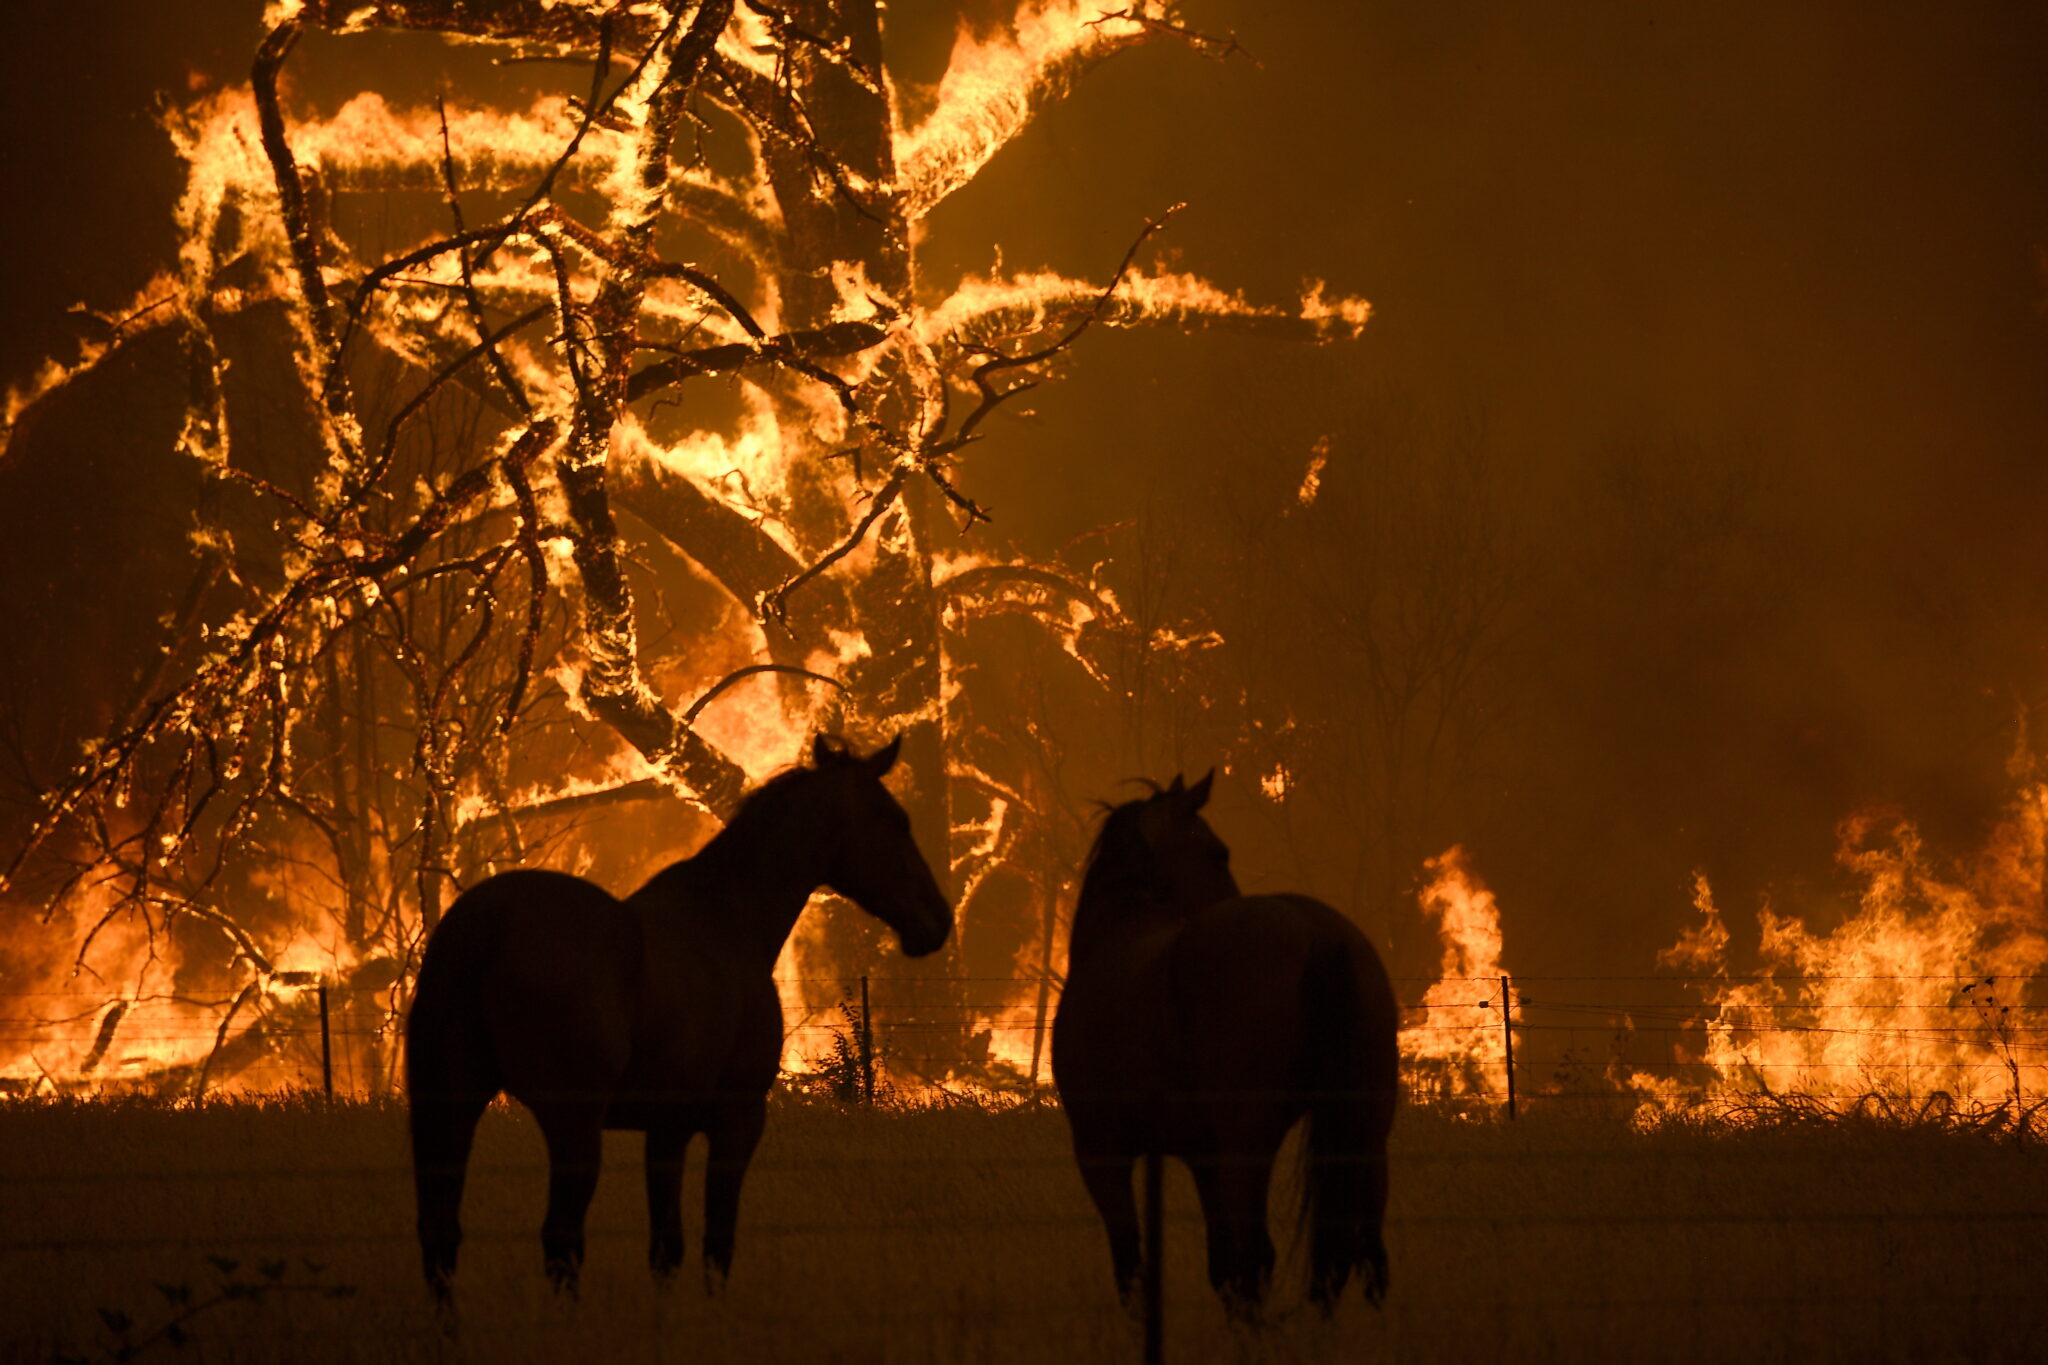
[6,972,2048,1104]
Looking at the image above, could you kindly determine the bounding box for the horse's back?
[1168,895,1399,1103]
[411,869,643,1103]
[1053,919,1183,1115]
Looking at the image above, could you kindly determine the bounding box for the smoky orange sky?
[3,1,2046,983]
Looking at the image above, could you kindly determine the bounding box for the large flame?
[1401,846,1515,1104]
[1638,784,2048,1121]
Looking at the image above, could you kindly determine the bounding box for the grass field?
[2,1094,2045,1363]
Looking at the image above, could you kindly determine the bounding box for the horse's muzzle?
[899,901,953,958]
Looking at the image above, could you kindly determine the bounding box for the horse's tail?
[1297,938,1395,1310]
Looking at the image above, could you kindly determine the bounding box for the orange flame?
[1402,846,1514,1105]
[1639,785,2048,1121]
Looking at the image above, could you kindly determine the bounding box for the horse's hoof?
[425,1280,458,1333]
[702,1261,731,1297]
[649,1240,686,1287]
[1219,1281,1271,1327]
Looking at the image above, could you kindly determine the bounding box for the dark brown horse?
[405,735,951,1301]
[1053,773,1400,1316]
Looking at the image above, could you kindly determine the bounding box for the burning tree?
[0,0,1367,1093]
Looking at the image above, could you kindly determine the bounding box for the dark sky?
[4,1,2046,979]
[924,0,2048,973]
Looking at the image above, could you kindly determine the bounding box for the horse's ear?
[812,734,841,767]
[1185,769,1215,811]
[864,733,903,777]
[1167,774,1186,795]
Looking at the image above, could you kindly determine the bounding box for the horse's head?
[1084,770,1241,916]
[1136,771,1239,908]
[805,734,954,958]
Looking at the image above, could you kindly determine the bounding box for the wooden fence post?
[1501,974,1516,1119]
[858,975,874,1105]
[318,981,333,1103]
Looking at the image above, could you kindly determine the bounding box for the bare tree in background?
[0,0,1368,1089]
[1215,394,1519,959]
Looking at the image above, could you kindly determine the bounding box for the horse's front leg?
[533,1102,606,1297]
[644,1119,692,1282]
[1073,1141,1144,1313]
[701,1097,766,1291]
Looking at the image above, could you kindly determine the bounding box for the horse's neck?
[641,799,830,968]
[1066,887,1187,974]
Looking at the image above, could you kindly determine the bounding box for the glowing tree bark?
[0,0,1367,1089]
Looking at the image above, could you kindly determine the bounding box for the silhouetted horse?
[1053,773,1400,1317]
[406,735,951,1301]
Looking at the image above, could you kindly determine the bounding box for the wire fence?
[5,1098,2047,1362]
[5,971,2048,1111]
[6,979,2048,1359]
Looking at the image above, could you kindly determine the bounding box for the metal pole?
[858,975,874,1105]
[318,982,333,1103]
[1500,974,1516,1119]
[1143,1139,1164,1365]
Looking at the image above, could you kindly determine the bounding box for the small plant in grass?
[797,999,891,1107]
[1959,977,2033,1140]
[54,1255,356,1363]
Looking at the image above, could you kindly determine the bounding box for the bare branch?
[253,19,362,471]
[681,663,847,726]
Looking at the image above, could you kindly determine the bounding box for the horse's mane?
[1077,791,1161,908]
[701,749,846,855]
[738,738,867,801]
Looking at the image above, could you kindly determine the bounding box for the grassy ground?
[1,1094,2044,1364]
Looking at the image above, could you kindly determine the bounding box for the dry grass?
[1,1092,2045,1363]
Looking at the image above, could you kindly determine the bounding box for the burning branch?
[897,1,1161,221]
[5,0,1374,1094]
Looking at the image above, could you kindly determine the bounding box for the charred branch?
[610,453,851,649]
[624,317,884,400]
[762,468,904,622]
[253,21,362,472]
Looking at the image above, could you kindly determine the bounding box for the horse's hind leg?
[702,1099,766,1291]
[644,1120,691,1282]
[1359,1143,1391,1304]
[533,1103,605,1296]
[411,1089,492,1304]
[1187,1160,1239,1300]
[1214,1134,1281,1317]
